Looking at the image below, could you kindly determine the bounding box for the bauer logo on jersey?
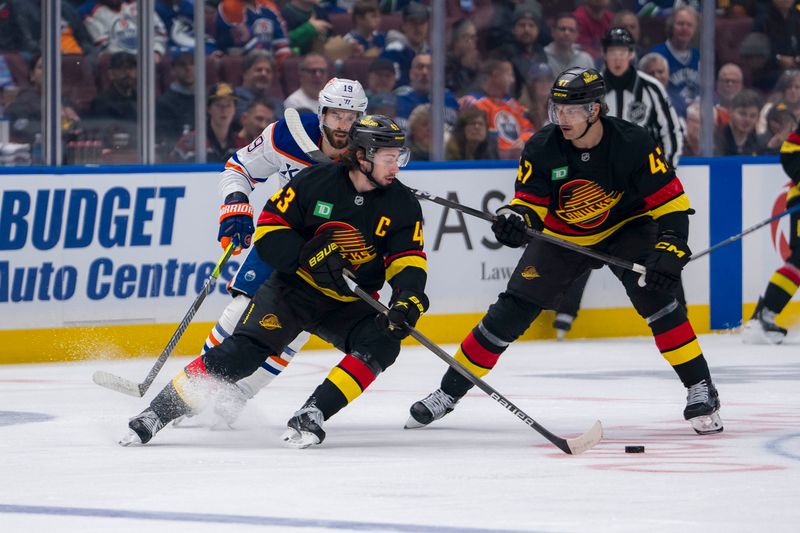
[556,180,622,229]
[313,201,334,219]
[551,166,568,181]
[317,221,376,267]
[259,314,282,330]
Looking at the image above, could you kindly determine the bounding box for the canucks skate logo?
[259,314,282,330]
[556,179,622,229]
[316,221,376,268]
[520,266,540,279]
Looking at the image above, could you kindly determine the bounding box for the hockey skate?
[405,388,459,429]
[282,403,325,449]
[742,300,787,345]
[553,313,575,341]
[119,409,165,446]
[683,380,723,435]
[210,382,250,429]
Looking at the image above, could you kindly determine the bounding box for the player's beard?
[323,125,349,150]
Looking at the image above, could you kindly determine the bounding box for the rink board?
[0,158,796,363]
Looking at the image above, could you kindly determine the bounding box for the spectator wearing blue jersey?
[648,5,700,112]
[156,0,217,55]
[344,0,386,58]
[393,53,459,132]
[215,0,291,61]
[380,1,430,88]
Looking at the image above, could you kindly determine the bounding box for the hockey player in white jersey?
[202,78,368,424]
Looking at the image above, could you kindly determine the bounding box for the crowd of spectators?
[2,0,800,165]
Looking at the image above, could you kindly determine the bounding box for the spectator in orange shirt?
[467,58,535,160]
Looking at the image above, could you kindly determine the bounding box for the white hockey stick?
[284,107,332,163]
[342,273,603,455]
[92,244,236,397]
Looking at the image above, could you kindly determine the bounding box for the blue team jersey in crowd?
[649,43,700,109]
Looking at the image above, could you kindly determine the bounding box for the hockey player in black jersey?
[121,116,429,448]
[742,125,800,344]
[408,67,723,435]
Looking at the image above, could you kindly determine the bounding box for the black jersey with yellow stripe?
[510,116,690,246]
[780,129,800,192]
[253,162,427,301]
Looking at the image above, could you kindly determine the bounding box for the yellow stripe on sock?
[171,371,203,409]
[327,367,363,403]
[661,339,703,366]
[770,272,799,297]
[454,348,491,377]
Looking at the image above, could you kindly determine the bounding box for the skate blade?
[404,414,427,429]
[281,428,321,449]
[689,412,724,435]
[118,429,143,447]
[741,322,785,345]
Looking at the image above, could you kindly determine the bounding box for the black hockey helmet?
[348,114,409,168]
[550,67,606,105]
[602,27,635,51]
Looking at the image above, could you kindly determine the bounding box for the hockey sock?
[235,331,311,398]
[647,301,710,387]
[149,357,213,424]
[306,354,379,420]
[762,263,800,315]
[201,295,250,354]
[442,322,509,399]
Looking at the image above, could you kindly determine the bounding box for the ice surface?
[1,333,799,532]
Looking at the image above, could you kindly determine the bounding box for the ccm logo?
[655,241,686,258]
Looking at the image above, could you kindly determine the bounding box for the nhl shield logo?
[354,195,364,206]
[627,101,647,124]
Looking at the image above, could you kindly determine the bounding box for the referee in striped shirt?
[601,27,683,168]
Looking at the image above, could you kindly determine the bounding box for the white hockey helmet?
[317,78,368,126]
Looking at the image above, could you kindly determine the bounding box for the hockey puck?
[625,445,645,453]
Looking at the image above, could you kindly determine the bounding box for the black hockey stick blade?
[342,272,603,455]
[409,187,646,279]
[92,243,236,397]
[284,107,332,163]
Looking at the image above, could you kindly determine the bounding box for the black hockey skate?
[742,299,787,345]
[405,388,459,429]
[119,409,165,446]
[683,380,723,435]
[282,402,325,449]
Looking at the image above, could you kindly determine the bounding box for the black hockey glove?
[644,233,691,293]
[491,206,533,248]
[377,289,429,340]
[299,231,353,297]
[218,192,255,255]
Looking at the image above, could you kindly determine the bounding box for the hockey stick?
[690,202,800,261]
[92,243,236,397]
[342,273,603,455]
[284,107,332,163]
[411,188,647,278]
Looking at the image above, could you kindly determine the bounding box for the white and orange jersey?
[219,112,322,199]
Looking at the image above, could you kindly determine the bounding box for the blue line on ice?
[0,504,548,533]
